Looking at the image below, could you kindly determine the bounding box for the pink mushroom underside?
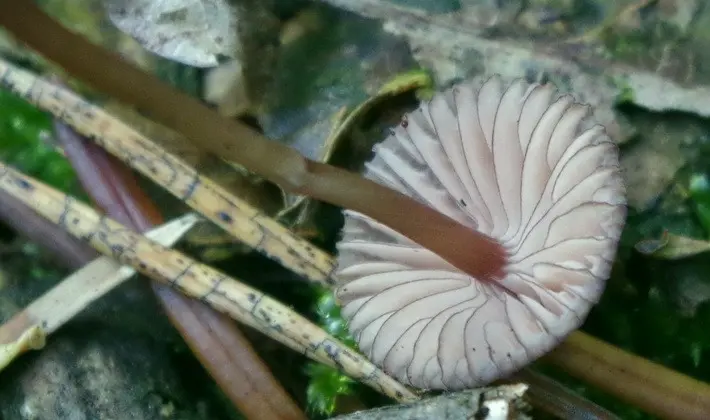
[334,75,627,390]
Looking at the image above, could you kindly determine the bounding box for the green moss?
[306,288,357,416]
[0,88,78,193]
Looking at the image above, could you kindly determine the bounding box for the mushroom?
[334,75,627,390]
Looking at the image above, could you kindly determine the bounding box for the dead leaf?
[275,69,434,237]
[104,0,238,67]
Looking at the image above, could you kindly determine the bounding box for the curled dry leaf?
[335,76,627,390]
[277,69,435,237]
[104,0,238,67]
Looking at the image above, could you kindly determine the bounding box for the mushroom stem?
[0,1,507,283]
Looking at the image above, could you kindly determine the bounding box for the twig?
[0,58,334,285]
[54,120,307,420]
[0,214,199,368]
[331,384,530,420]
[0,1,506,282]
[0,161,417,403]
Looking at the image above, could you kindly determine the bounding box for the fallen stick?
[0,213,199,370]
[0,161,418,403]
[331,384,530,420]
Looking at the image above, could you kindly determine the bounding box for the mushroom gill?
[334,75,627,390]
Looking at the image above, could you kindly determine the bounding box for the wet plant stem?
[509,369,621,420]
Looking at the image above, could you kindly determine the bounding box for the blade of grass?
[0,326,44,371]
[54,118,307,420]
[0,161,418,403]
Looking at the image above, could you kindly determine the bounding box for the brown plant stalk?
[0,0,506,283]
[544,332,710,420]
[53,120,306,420]
[509,369,621,419]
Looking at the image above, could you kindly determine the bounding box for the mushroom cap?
[334,76,627,390]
